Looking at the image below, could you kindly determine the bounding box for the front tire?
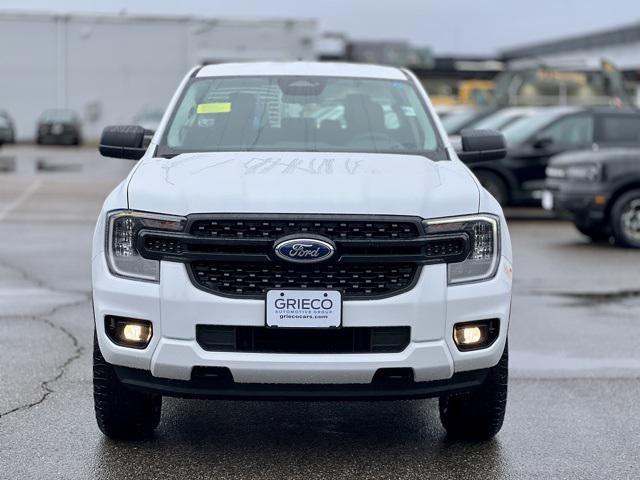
[474,170,509,206]
[439,342,508,440]
[93,332,162,439]
[610,189,640,248]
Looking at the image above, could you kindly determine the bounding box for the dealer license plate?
[266,290,342,328]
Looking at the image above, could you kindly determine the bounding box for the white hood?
[127,152,479,218]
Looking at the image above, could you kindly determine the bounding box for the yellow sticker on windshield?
[196,102,231,114]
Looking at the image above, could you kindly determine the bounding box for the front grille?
[143,233,466,259]
[137,215,470,300]
[144,236,186,255]
[190,262,418,299]
[196,325,411,353]
[190,218,420,240]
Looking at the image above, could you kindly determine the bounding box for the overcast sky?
[2,0,640,55]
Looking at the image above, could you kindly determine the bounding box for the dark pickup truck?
[544,147,640,248]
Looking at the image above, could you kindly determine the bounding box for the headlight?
[106,210,186,281]
[423,214,500,285]
[545,166,566,179]
[565,164,601,181]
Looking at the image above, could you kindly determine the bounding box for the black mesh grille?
[135,216,468,300]
[190,262,418,299]
[196,325,411,353]
[143,236,185,255]
[190,218,420,240]
[141,232,467,259]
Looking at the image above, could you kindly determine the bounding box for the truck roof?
[196,62,408,80]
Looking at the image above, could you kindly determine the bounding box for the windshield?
[159,76,445,159]
[501,110,565,146]
[471,111,527,131]
[41,110,77,123]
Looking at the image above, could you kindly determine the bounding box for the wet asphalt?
[0,145,638,479]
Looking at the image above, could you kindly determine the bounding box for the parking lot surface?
[0,146,639,479]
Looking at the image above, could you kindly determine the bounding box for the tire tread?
[439,342,508,440]
[610,189,640,248]
[93,333,161,439]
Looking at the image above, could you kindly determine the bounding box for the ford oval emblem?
[274,236,335,264]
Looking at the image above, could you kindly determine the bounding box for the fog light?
[456,326,482,345]
[123,324,149,342]
[105,316,152,349]
[453,319,499,351]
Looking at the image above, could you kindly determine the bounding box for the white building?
[0,12,317,140]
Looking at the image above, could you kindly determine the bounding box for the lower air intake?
[196,325,411,354]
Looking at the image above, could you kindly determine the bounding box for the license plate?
[266,290,342,328]
[541,190,554,210]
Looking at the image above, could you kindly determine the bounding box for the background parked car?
[0,110,16,143]
[464,106,541,132]
[461,106,640,206]
[132,108,164,133]
[36,109,82,146]
[448,106,542,151]
[544,147,640,247]
[434,105,456,121]
[440,106,496,135]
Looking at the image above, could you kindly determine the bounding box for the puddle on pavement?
[551,289,640,306]
[0,155,81,175]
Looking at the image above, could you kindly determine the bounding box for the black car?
[0,110,15,144]
[462,106,640,206]
[36,109,82,145]
[544,148,640,248]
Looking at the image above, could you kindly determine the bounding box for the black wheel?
[439,342,508,440]
[610,189,640,248]
[575,223,610,243]
[475,170,509,206]
[93,332,161,439]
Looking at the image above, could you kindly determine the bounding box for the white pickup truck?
[92,62,513,441]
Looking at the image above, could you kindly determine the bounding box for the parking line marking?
[0,180,43,222]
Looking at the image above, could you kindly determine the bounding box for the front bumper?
[114,364,490,400]
[92,254,512,389]
[37,131,79,144]
[544,180,608,228]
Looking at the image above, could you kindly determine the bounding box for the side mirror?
[99,125,146,160]
[532,136,553,150]
[457,129,506,162]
